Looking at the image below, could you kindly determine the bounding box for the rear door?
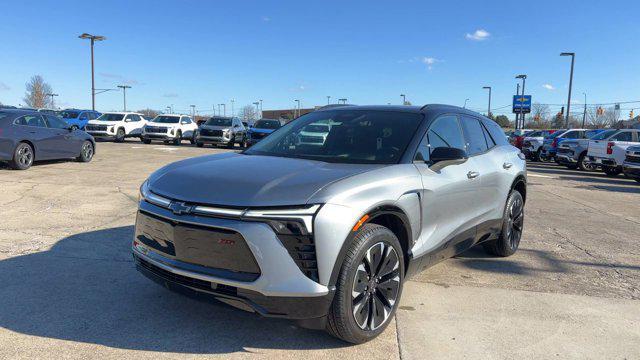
[413,114,481,261]
[18,114,59,159]
[45,115,81,157]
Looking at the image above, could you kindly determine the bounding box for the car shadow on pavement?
[0,226,348,354]
[453,246,570,276]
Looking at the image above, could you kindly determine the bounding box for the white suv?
[587,129,640,176]
[85,112,147,142]
[142,114,199,145]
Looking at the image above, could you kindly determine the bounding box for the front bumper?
[143,133,175,140]
[132,201,330,304]
[196,135,232,145]
[86,130,116,138]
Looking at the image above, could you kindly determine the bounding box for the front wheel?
[70,125,79,131]
[483,190,524,257]
[326,223,404,344]
[115,128,126,143]
[77,141,94,163]
[578,153,595,171]
[190,131,198,145]
[173,131,182,146]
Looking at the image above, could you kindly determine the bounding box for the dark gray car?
[0,110,95,170]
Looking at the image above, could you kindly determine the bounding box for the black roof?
[315,104,486,117]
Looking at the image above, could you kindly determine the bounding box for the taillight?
[607,142,614,154]
[552,138,558,148]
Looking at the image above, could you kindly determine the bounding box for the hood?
[147,153,382,207]
[249,128,275,134]
[147,123,175,128]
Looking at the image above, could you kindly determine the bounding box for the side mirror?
[429,147,467,170]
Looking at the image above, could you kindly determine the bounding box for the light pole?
[400,94,406,105]
[117,85,131,111]
[582,93,587,128]
[259,99,263,114]
[327,96,331,105]
[45,93,58,108]
[463,98,469,109]
[515,83,520,129]
[253,102,260,119]
[190,105,195,120]
[294,99,300,118]
[482,86,492,117]
[78,33,106,111]
[516,74,527,129]
[339,98,347,104]
[230,99,235,116]
[219,103,226,116]
[166,106,171,114]
[560,52,575,128]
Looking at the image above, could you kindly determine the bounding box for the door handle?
[467,171,480,179]
[503,162,513,169]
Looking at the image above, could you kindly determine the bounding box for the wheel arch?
[18,140,37,160]
[327,204,413,288]
[510,175,527,204]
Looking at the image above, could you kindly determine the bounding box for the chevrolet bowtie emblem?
[169,201,193,215]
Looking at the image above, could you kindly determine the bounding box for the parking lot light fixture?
[482,86,492,117]
[327,96,331,105]
[78,33,106,111]
[45,93,58,108]
[400,94,406,105]
[116,85,131,111]
[560,52,575,128]
[463,98,469,109]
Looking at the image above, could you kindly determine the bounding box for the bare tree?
[23,75,53,108]
[136,108,159,118]
[587,107,617,128]
[241,105,258,121]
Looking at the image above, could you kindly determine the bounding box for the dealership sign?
[512,95,532,114]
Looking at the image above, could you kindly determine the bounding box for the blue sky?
[1,0,639,118]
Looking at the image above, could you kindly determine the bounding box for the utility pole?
[482,86,492,117]
[45,93,58,108]
[219,103,226,116]
[78,33,106,111]
[117,85,131,111]
[400,94,406,105]
[582,92,587,128]
[561,52,575,128]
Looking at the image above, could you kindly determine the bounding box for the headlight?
[243,205,321,234]
[139,180,149,202]
[138,180,171,207]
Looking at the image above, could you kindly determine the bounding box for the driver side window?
[415,115,465,162]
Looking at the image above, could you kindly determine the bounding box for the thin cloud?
[465,29,490,41]
[0,82,9,91]
[99,72,141,85]
[542,84,555,90]
[261,16,271,22]
[162,93,179,98]
[422,57,442,70]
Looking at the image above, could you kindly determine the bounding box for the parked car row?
[521,127,640,183]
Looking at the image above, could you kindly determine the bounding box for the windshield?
[152,116,180,124]
[526,131,544,137]
[547,131,566,139]
[205,117,232,127]
[254,120,280,129]
[97,113,124,121]
[590,129,617,140]
[60,111,79,119]
[245,110,423,164]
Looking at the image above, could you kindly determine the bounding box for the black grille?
[145,126,168,134]
[626,155,640,164]
[277,234,319,282]
[299,135,324,144]
[137,257,238,297]
[86,124,107,131]
[201,129,223,136]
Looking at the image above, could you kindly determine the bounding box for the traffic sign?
[512,95,532,114]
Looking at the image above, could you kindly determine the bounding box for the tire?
[577,152,595,171]
[565,163,578,170]
[603,166,621,177]
[196,142,204,148]
[77,141,94,163]
[70,125,79,131]
[533,149,542,162]
[226,135,235,149]
[241,135,248,148]
[635,178,640,184]
[173,131,182,146]
[10,142,34,170]
[115,128,126,143]
[190,131,197,145]
[483,190,524,257]
[326,223,404,344]
[142,138,151,144]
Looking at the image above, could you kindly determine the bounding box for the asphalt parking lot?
[0,141,639,359]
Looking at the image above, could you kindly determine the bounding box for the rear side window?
[563,131,582,139]
[460,116,488,155]
[482,119,508,146]
[415,115,465,162]
[611,131,632,141]
[14,114,47,127]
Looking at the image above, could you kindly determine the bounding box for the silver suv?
[196,116,247,148]
[133,105,527,343]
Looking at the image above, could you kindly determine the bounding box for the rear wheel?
[70,125,79,131]
[483,190,524,257]
[603,166,621,177]
[196,142,204,148]
[326,223,404,344]
[77,141,94,162]
[115,128,125,143]
[142,138,151,144]
[10,142,34,170]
